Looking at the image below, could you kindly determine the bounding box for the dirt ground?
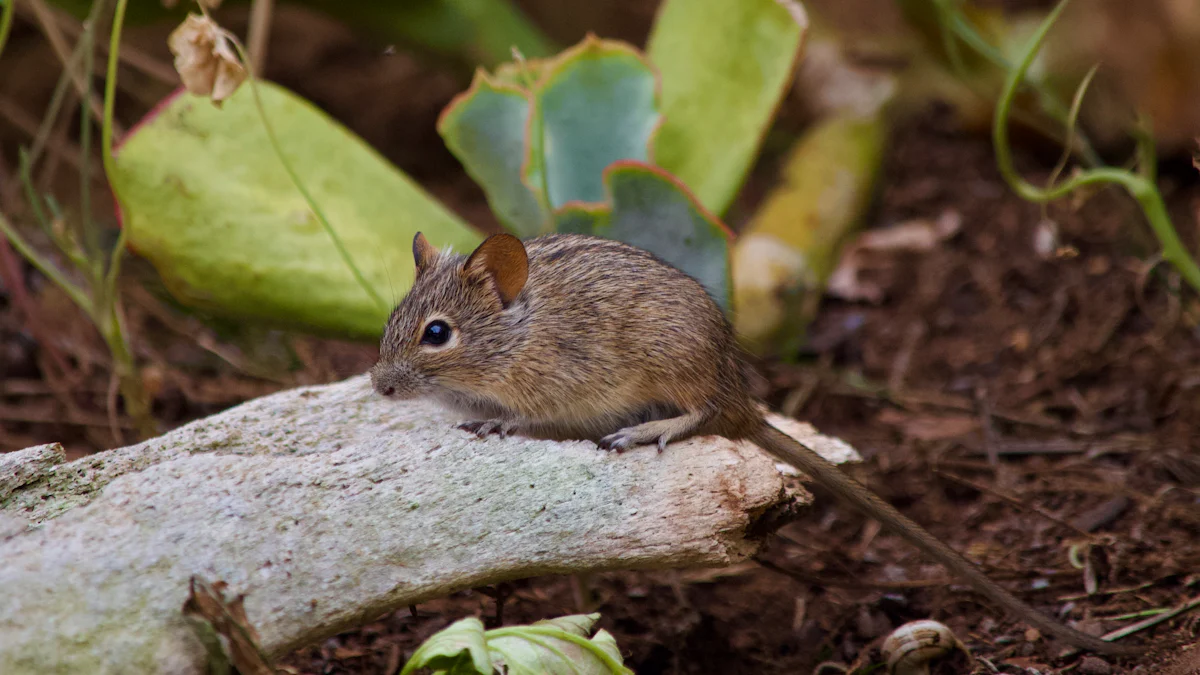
[2,2,1199,674]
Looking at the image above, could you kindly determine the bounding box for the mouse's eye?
[420,319,452,346]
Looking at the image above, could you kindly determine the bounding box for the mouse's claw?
[597,431,633,453]
[457,419,517,438]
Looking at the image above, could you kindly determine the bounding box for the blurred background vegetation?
[3,0,1199,450]
[4,1,1200,673]
[0,0,1195,446]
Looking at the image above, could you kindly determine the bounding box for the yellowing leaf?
[733,113,887,354]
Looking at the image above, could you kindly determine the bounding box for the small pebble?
[1078,655,1112,675]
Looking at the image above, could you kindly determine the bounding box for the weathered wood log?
[0,374,857,674]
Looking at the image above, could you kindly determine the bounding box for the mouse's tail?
[749,421,1142,657]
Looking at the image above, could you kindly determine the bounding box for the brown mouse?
[370,232,1140,657]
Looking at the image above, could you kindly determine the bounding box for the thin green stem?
[931,0,967,78]
[103,219,128,292]
[78,7,97,271]
[993,0,1081,200]
[98,307,153,437]
[228,40,387,312]
[930,0,1102,167]
[101,0,124,182]
[18,150,52,230]
[30,59,78,167]
[1046,63,1097,189]
[0,0,15,64]
[992,0,1200,296]
[0,211,93,313]
[27,0,109,173]
[99,0,153,439]
[1133,183,1200,293]
[102,0,129,291]
[23,152,88,271]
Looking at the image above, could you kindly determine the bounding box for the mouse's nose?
[369,364,398,398]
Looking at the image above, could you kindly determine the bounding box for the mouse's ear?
[412,232,438,274]
[464,234,528,307]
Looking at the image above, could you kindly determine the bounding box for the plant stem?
[992,0,1200,296]
[78,0,98,273]
[97,305,154,438]
[100,0,128,291]
[923,0,1102,167]
[246,0,274,75]
[99,0,154,439]
[231,40,388,312]
[1132,181,1200,292]
[101,0,123,182]
[0,210,92,312]
[27,0,114,135]
[0,0,15,63]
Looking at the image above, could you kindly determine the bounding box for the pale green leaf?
[488,615,630,675]
[648,0,808,215]
[532,613,601,636]
[400,617,492,675]
[112,82,483,340]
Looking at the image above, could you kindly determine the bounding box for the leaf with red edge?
[437,35,660,236]
[438,74,545,237]
[556,161,733,313]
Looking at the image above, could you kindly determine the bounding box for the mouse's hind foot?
[597,411,708,453]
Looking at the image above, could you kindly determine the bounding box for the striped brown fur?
[367,232,1143,656]
[371,233,760,444]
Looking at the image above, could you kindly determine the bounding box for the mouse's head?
[370,232,529,401]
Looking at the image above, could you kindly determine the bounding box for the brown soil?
[2,2,1199,674]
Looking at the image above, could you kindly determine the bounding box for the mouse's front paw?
[597,430,635,453]
[457,419,517,438]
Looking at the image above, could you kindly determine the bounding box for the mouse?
[369,231,1141,657]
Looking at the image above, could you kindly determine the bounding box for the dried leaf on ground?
[183,576,275,675]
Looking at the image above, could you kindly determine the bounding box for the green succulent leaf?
[400,613,631,675]
[438,35,736,315]
[111,82,483,340]
[647,0,808,216]
[438,36,660,235]
[535,38,660,208]
[556,161,733,313]
[439,75,545,237]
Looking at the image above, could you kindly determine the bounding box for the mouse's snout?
[369,361,422,400]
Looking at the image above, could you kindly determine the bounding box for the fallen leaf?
[876,408,980,442]
[182,576,275,675]
[827,209,961,303]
